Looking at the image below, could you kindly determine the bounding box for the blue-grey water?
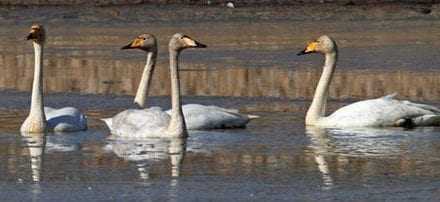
[1,111,440,201]
[1,3,440,201]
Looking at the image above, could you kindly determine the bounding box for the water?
[2,114,440,201]
[1,4,440,201]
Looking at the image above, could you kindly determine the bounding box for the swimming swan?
[20,24,87,133]
[103,33,206,137]
[116,33,258,130]
[297,35,440,128]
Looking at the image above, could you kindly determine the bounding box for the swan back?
[321,95,440,127]
[167,104,252,130]
[45,107,87,132]
[109,108,171,137]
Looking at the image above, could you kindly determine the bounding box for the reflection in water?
[306,126,440,190]
[21,133,46,183]
[21,132,45,202]
[306,126,433,157]
[104,135,186,202]
[20,131,93,183]
[304,127,334,190]
[104,136,186,179]
[1,52,440,102]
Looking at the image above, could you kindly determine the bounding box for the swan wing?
[167,104,253,130]
[109,108,170,137]
[45,107,88,132]
[324,95,439,127]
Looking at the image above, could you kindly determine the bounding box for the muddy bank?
[0,3,439,26]
[0,0,439,6]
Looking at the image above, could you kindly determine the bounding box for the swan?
[121,33,158,108]
[113,33,258,130]
[103,33,207,137]
[20,24,87,133]
[297,35,440,128]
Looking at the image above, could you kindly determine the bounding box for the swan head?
[297,35,336,55]
[169,33,207,51]
[26,24,45,44]
[121,33,157,52]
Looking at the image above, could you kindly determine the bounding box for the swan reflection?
[21,131,95,183]
[21,133,46,183]
[306,126,440,190]
[104,136,186,179]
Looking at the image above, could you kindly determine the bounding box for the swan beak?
[121,38,142,50]
[183,36,207,48]
[297,41,318,55]
[26,33,35,40]
[194,40,207,48]
[297,50,308,56]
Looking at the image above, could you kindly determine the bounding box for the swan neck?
[306,51,337,125]
[167,49,187,137]
[134,51,157,108]
[30,42,46,121]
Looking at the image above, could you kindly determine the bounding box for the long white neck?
[134,51,157,108]
[306,51,337,125]
[167,50,187,137]
[30,42,46,124]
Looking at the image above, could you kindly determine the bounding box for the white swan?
[114,33,258,130]
[297,35,440,128]
[103,33,207,137]
[20,24,87,133]
[121,33,158,108]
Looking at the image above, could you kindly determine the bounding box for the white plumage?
[102,33,207,137]
[318,94,440,128]
[166,104,258,130]
[298,35,440,128]
[45,107,87,132]
[103,107,170,137]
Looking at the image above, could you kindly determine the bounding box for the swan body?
[21,24,87,133]
[317,94,440,128]
[45,107,87,132]
[298,35,440,128]
[102,33,207,137]
[104,107,170,137]
[166,104,258,130]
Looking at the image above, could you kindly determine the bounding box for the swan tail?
[412,115,440,126]
[247,114,260,120]
[402,101,440,114]
[80,114,88,130]
[381,92,398,100]
[101,118,113,130]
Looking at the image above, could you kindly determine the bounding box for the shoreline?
[0,0,439,7]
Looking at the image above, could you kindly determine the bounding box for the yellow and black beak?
[121,38,143,50]
[297,41,318,56]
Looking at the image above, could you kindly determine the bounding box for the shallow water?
[2,112,440,201]
[1,4,440,201]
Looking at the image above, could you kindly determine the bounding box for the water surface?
[1,4,440,201]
